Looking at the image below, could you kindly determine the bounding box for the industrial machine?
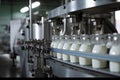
[10,0,120,78]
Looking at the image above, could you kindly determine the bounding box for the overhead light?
[32,1,40,9]
[20,1,40,13]
[117,0,120,2]
[20,6,29,13]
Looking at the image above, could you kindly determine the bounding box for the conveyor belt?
[45,48,120,77]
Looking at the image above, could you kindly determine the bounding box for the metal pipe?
[62,17,67,35]
[61,0,68,36]
[29,0,33,40]
[28,0,33,78]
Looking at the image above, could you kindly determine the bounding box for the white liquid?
[57,41,64,59]
[53,41,59,58]
[92,45,107,68]
[62,42,72,61]
[70,43,81,63]
[79,44,93,65]
[50,41,55,56]
[51,41,54,47]
[109,45,120,72]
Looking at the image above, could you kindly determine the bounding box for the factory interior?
[0,0,120,78]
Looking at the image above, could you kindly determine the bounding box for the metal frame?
[29,0,33,40]
[47,0,120,19]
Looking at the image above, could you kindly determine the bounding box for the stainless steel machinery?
[45,0,120,78]
[10,0,120,78]
[10,14,50,77]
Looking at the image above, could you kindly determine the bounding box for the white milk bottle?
[79,34,94,66]
[109,33,120,72]
[106,34,113,53]
[52,35,59,58]
[92,34,107,68]
[70,35,81,63]
[62,35,72,61]
[57,36,65,59]
[50,35,55,56]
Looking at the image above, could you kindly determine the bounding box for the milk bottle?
[62,35,72,61]
[50,35,55,56]
[109,33,120,72]
[57,36,65,59]
[106,34,113,53]
[70,35,81,63]
[79,34,93,66]
[52,35,59,58]
[92,34,107,68]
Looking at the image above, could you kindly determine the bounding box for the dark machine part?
[67,13,83,35]
[103,18,118,34]
[25,40,40,77]
[77,13,118,35]
[29,39,52,78]
[49,13,83,36]
[24,28,52,77]
[41,39,53,77]
[50,18,63,36]
[49,12,117,36]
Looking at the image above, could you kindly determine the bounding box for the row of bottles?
[50,33,120,73]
